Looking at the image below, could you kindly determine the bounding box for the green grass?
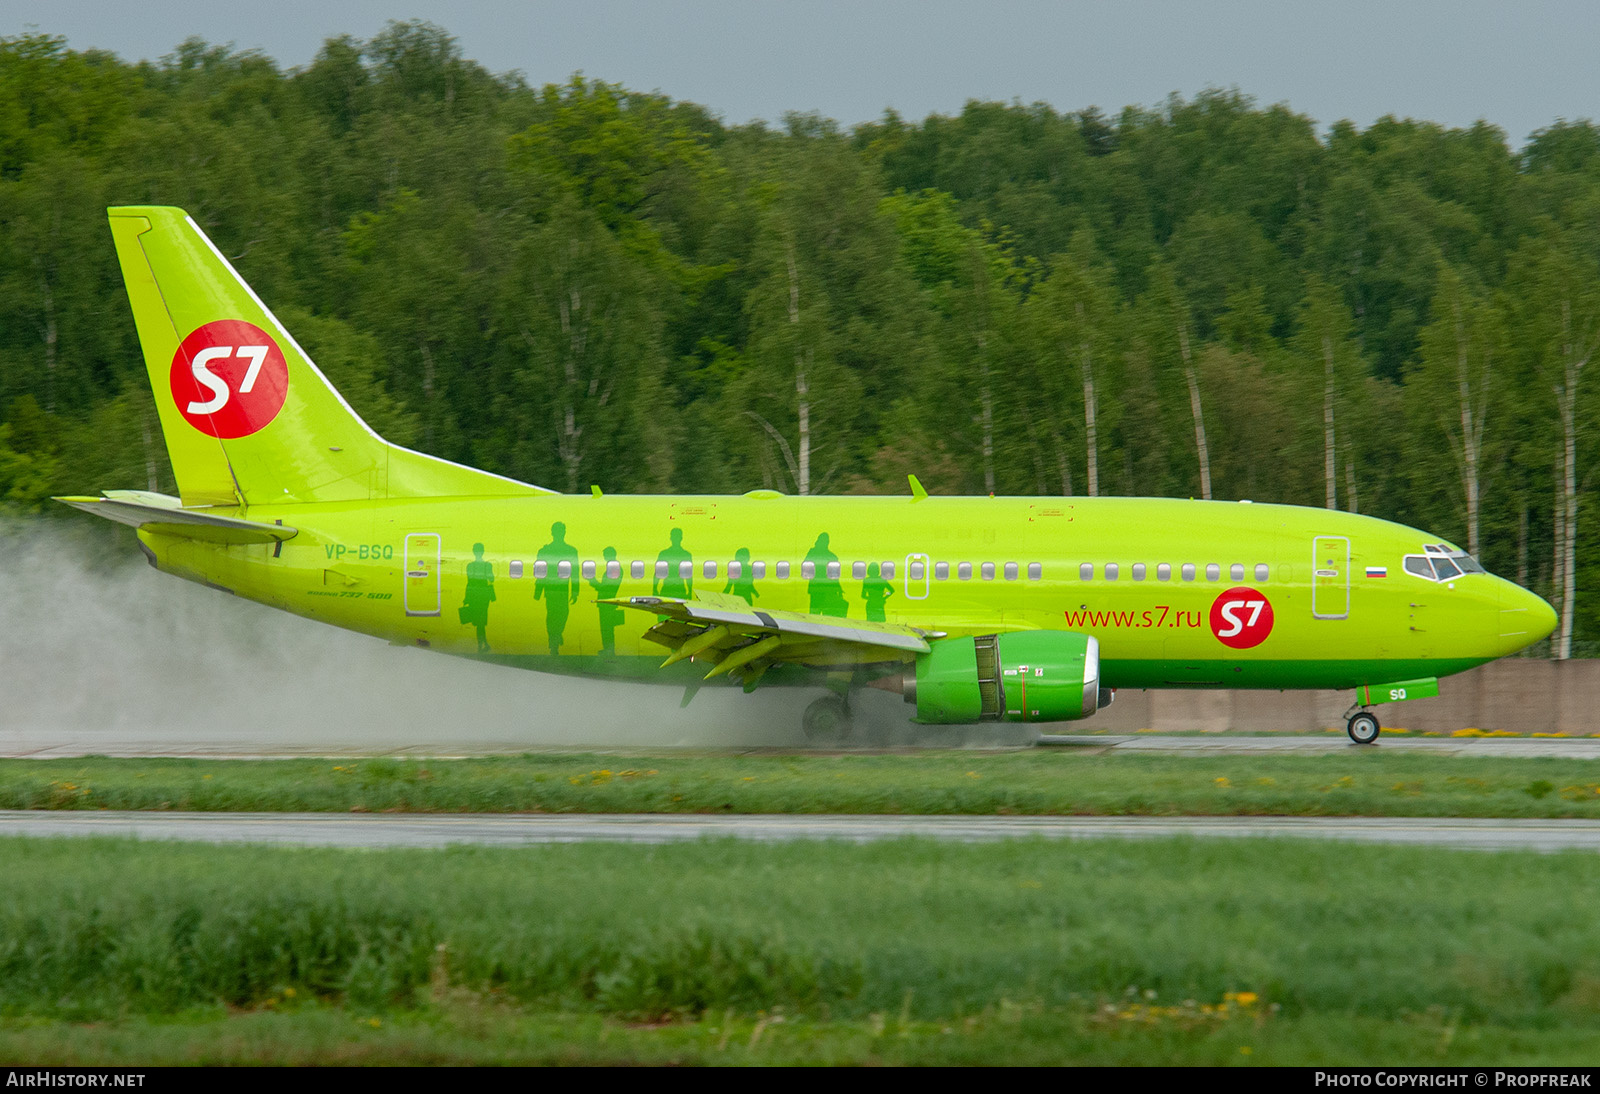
[4,835,1600,1064]
[4,750,1600,816]
[8,1005,1600,1066]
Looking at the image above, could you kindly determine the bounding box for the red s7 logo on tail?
[170,320,288,438]
[1209,588,1274,649]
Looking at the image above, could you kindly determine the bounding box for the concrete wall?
[1092,659,1599,734]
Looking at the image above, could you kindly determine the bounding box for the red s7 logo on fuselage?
[1209,588,1275,649]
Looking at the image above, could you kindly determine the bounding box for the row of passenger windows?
[1081,562,1270,583]
[497,558,1270,583]
[504,559,1048,581]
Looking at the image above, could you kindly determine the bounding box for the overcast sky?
[6,1,1596,148]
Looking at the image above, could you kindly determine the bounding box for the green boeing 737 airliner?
[61,207,1557,744]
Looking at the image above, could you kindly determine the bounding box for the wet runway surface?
[7,732,1600,759]
[7,811,1600,852]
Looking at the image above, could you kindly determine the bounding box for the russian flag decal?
[1366,566,1388,578]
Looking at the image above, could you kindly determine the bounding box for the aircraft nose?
[1498,581,1557,653]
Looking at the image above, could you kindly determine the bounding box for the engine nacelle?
[905,631,1103,725]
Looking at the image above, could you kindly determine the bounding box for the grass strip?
[4,750,1600,816]
[7,1005,1600,1066]
[3,835,1600,1050]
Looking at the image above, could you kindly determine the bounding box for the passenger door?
[1311,535,1349,620]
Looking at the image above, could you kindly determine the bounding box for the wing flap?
[604,591,934,686]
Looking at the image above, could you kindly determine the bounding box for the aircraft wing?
[603,591,939,690]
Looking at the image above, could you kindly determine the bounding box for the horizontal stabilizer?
[55,491,297,545]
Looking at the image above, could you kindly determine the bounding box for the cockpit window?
[1430,556,1462,580]
[1404,546,1482,582]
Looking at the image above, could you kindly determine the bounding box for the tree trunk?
[1552,296,1593,660]
[785,241,810,497]
[1323,333,1337,510]
[1178,322,1211,500]
[38,272,57,415]
[1450,297,1487,557]
[141,405,159,493]
[979,347,994,495]
[1517,501,1529,589]
[1078,301,1098,497]
[555,283,589,495]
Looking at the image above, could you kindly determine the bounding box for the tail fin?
[107,206,551,507]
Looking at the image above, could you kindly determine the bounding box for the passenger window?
[1255,564,1269,582]
[1105,563,1119,581]
[703,561,716,579]
[727,561,741,579]
[910,561,925,580]
[557,561,571,579]
[679,560,692,579]
[1004,562,1018,581]
[1157,563,1171,581]
[655,561,668,579]
[802,561,815,579]
[534,560,548,578]
[606,560,620,579]
[935,562,950,580]
[1028,563,1042,580]
[1206,563,1219,582]
[1132,563,1146,581]
[631,561,644,579]
[826,562,840,579]
[509,560,524,579]
[777,561,790,579]
[1080,563,1093,581]
[882,561,895,579]
[958,562,973,581]
[982,562,996,580]
[1182,564,1195,581]
[1231,564,1244,581]
[753,561,766,579]
[852,561,866,579]
[581,560,595,580]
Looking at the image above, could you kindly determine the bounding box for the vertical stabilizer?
[107,206,551,506]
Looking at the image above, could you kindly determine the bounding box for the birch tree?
[1504,233,1600,658]
[1414,265,1500,556]
[1294,277,1363,511]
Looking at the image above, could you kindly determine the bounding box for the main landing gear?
[1345,709,1381,745]
[802,693,854,743]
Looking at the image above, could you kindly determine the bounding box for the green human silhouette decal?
[589,545,625,655]
[653,527,693,599]
[460,542,496,653]
[804,532,848,617]
[861,561,894,622]
[533,522,579,655]
[722,547,760,606]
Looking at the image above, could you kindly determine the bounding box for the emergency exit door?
[1312,535,1349,620]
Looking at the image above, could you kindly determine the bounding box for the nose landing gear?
[1345,709,1381,745]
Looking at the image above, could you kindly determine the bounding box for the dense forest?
[1,23,1597,653]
